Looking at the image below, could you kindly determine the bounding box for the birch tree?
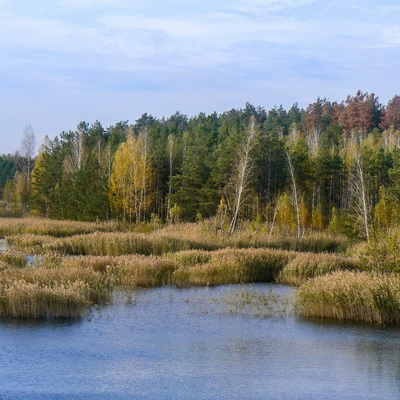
[350,151,372,243]
[110,129,155,223]
[345,136,372,243]
[286,150,302,239]
[64,131,87,175]
[20,125,36,212]
[166,134,177,221]
[225,116,258,234]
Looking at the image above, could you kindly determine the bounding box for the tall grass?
[0,261,113,319]
[277,253,358,285]
[0,217,120,238]
[61,255,178,287]
[296,271,400,324]
[0,217,363,320]
[0,250,28,268]
[6,231,220,256]
[171,248,295,286]
[5,228,350,257]
[0,281,90,319]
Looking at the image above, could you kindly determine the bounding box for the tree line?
[2,90,400,240]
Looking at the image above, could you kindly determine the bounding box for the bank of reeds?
[0,280,90,319]
[170,248,295,286]
[0,263,113,319]
[5,229,350,258]
[277,253,358,285]
[231,231,349,253]
[0,217,120,238]
[0,217,363,321]
[60,255,177,287]
[0,266,112,303]
[57,248,294,287]
[296,271,400,324]
[0,250,28,268]
[6,231,224,256]
[153,222,350,253]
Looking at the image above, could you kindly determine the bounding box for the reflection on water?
[0,284,400,400]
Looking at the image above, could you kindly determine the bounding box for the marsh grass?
[296,271,400,324]
[6,234,59,254]
[0,218,362,321]
[6,231,221,256]
[0,281,90,319]
[60,255,177,287]
[277,252,359,285]
[0,217,119,238]
[0,251,28,268]
[3,219,350,257]
[171,248,295,286]
[231,231,349,253]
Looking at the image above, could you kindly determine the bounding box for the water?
[0,284,400,400]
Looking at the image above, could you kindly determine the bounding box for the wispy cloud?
[236,0,316,14]
[0,0,399,153]
[58,0,117,10]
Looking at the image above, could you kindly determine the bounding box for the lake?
[0,283,399,399]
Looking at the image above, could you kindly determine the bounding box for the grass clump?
[172,248,294,286]
[0,263,113,319]
[0,217,120,238]
[7,231,218,256]
[0,251,28,268]
[0,281,90,319]
[296,271,400,325]
[277,252,358,285]
[61,255,178,287]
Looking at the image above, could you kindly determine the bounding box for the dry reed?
[0,217,120,238]
[296,271,400,324]
[61,255,178,287]
[277,252,358,285]
[0,280,89,319]
[171,248,295,286]
[0,218,364,320]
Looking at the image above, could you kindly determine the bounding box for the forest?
[1,90,400,242]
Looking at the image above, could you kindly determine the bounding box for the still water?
[0,284,399,400]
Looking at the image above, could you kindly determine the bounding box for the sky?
[1,0,400,154]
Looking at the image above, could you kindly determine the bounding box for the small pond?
[0,284,400,399]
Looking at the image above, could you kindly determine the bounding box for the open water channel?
[0,283,400,399]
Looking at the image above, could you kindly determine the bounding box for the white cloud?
[236,0,316,14]
[0,0,399,154]
[58,0,116,9]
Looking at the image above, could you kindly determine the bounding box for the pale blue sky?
[1,0,399,153]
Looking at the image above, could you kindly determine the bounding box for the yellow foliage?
[275,193,296,233]
[110,131,155,222]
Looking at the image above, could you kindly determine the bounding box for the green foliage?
[1,93,393,241]
[0,156,16,198]
[358,231,400,272]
